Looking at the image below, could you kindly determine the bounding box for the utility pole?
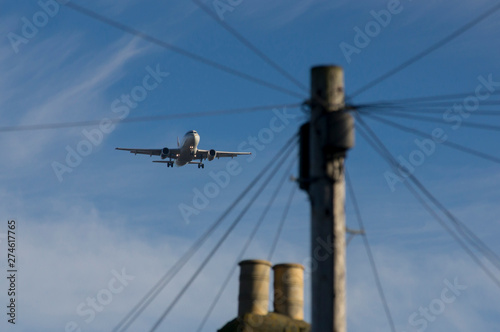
[299,65,354,332]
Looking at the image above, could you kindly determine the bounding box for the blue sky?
[1,0,500,331]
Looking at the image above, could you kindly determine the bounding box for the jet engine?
[161,147,169,159]
[208,149,217,161]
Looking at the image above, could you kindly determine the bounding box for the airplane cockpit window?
[186,130,197,135]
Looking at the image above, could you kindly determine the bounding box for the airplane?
[115,130,251,169]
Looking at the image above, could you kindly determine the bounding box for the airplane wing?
[115,147,181,158]
[196,149,251,159]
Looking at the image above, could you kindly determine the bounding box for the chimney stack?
[238,259,272,317]
[273,263,305,320]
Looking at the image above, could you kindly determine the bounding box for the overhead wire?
[196,157,298,332]
[349,2,500,99]
[345,170,396,332]
[190,0,308,93]
[113,134,298,332]
[267,183,298,262]
[357,122,500,288]
[361,112,500,165]
[379,100,500,108]
[187,1,345,114]
[355,115,500,286]
[0,103,301,133]
[406,109,500,116]
[149,139,298,332]
[362,110,500,132]
[61,2,305,99]
[358,106,500,116]
[358,90,500,107]
[357,115,500,270]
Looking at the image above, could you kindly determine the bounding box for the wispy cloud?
[0,33,150,166]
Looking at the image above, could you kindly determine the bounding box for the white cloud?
[346,241,500,331]
[0,190,231,331]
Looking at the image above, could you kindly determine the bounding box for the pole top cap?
[311,64,343,71]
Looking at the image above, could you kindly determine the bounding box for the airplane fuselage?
[176,130,200,166]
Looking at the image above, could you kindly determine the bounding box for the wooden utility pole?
[300,65,354,332]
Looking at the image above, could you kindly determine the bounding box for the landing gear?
[198,163,205,169]
[167,162,174,167]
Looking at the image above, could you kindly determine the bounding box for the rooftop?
[218,312,311,332]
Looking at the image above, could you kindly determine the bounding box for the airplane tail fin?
[177,136,180,147]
